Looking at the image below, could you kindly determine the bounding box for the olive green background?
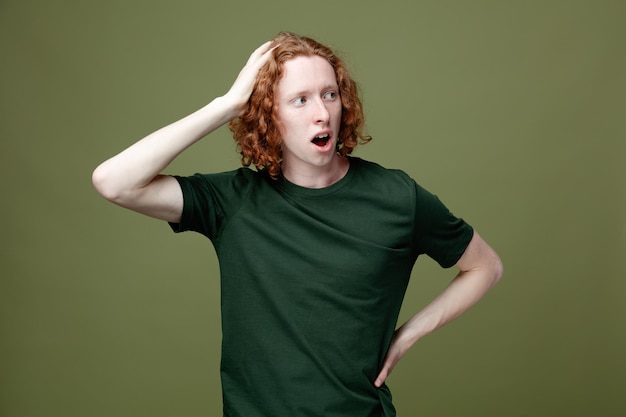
[1,0,624,416]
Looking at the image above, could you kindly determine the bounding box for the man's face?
[275,55,343,174]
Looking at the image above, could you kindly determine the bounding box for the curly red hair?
[229,32,371,179]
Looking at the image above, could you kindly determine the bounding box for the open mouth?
[311,133,330,147]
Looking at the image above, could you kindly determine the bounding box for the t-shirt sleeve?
[412,181,474,268]
[168,169,253,240]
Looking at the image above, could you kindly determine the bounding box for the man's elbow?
[489,251,504,286]
[91,164,124,204]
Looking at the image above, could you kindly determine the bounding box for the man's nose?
[314,98,330,124]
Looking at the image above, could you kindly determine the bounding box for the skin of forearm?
[398,262,502,348]
[373,261,502,388]
[92,96,238,201]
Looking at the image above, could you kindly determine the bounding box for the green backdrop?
[1,1,624,416]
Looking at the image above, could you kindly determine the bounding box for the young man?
[93,32,503,417]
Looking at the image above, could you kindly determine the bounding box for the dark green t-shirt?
[171,157,473,417]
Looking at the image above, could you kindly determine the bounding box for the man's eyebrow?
[287,83,339,97]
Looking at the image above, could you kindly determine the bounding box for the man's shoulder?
[351,157,415,187]
[185,166,267,185]
[175,167,272,202]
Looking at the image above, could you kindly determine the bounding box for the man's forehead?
[278,56,338,91]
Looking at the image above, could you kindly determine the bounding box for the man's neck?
[281,155,350,189]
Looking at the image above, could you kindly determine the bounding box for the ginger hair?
[229,32,371,179]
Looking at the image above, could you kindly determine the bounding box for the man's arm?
[374,230,503,387]
[91,41,275,223]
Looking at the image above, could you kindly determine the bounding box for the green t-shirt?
[171,157,473,417]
